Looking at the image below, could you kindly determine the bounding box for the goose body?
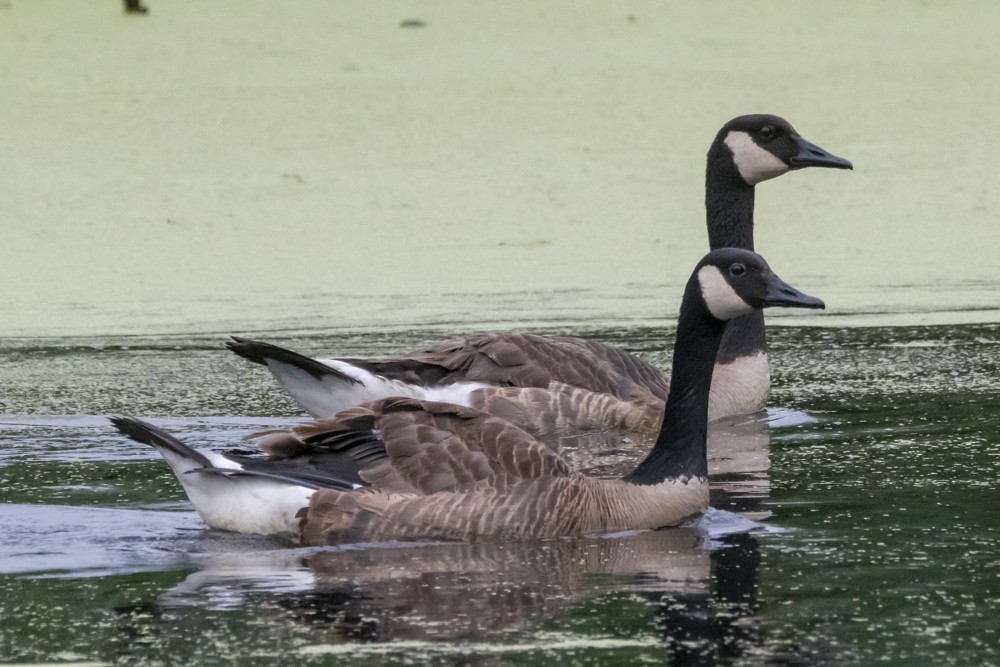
[228,114,849,432]
[114,248,824,544]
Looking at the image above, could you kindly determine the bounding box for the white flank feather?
[265,357,491,418]
[155,446,313,537]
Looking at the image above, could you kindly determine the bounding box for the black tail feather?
[225,337,363,385]
[109,416,214,468]
[111,417,360,491]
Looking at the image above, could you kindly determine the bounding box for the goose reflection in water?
[292,527,776,667]
[137,525,778,664]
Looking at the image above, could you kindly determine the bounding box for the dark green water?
[2,323,998,665]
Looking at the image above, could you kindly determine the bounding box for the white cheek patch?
[724,131,789,185]
[698,265,754,320]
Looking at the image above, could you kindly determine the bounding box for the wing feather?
[345,333,669,401]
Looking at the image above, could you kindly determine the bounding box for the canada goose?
[112,248,824,543]
[226,114,849,433]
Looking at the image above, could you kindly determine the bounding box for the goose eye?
[757,125,775,141]
[729,263,746,277]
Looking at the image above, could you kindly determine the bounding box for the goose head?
[694,248,825,321]
[624,247,823,486]
[710,114,853,186]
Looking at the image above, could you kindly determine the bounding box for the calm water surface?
[4,1,1000,664]
[2,323,998,665]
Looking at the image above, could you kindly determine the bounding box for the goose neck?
[624,291,725,485]
[706,167,756,251]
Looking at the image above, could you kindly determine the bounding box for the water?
[2,325,999,665]
[3,1,1000,336]
[3,0,1000,664]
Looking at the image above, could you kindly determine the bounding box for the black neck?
[705,146,766,360]
[705,156,756,251]
[624,281,727,484]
